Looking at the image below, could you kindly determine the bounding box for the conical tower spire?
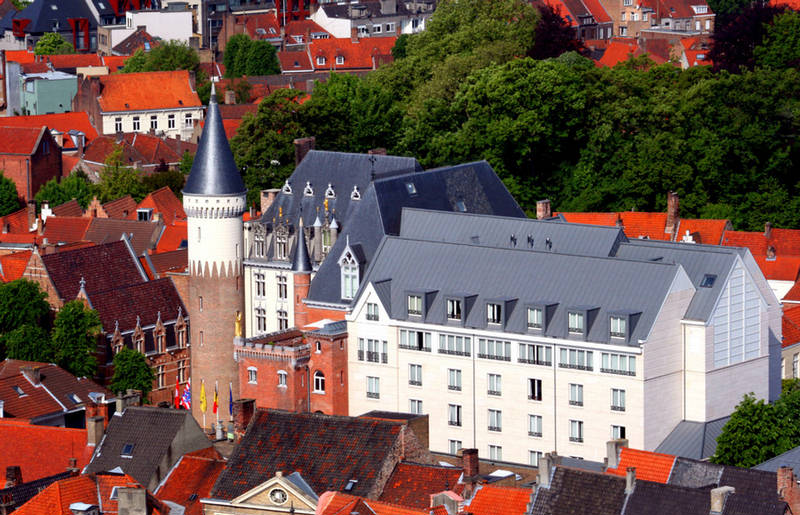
[183,82,246,196]
[292,217,312,273]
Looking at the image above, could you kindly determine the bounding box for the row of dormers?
[281,179,361,200]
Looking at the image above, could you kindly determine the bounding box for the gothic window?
[255,273,266,297]
[277,275,288,300]
[325,183,336,198]
[275,227,288,260]
[256,308,267,333]
[303,181,314,196]
[340,251,359,300]
[313,371,325,393]
[282,180,292,194]
[254,224,266,257]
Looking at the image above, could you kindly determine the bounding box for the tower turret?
[292,218,312,328]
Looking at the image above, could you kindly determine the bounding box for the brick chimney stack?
[294,136,315,166]
[87,416,105,447]
[710,486,735,513]
[461,448,480,499]
[778,467,800,514]
[260,188,280,212]
[117,487,147,515]
[665,191,679,236]
[233,399,255,441]
[4,466,22,488]
[536,199,551,220]
[765,222,773,239]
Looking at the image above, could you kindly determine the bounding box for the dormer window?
[316,56,327,66]
[527,307,543,329]
[325,183,336,198]
[447,299,462,320]
[341,251,359,300]
[568,312,585,334]
[336,55,344,65]
[351,185,361,200]
[406,182,417,195]
[282,180,292,194]
[700,274,716,287]
[275,228,288,260]
[487,303,502,324]
[610,316,627,338]
[407,295,422,316]
[303,181,314,196]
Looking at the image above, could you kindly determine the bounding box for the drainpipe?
[306,364,311,412]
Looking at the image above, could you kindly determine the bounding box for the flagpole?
[215,380,219,425]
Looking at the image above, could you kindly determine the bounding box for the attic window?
[325,183,336,199]
[125,103,129,108]
[700,274,717,288]
[121,443,135,458]
[303,181,314,196]
[188,494,198,501]
[336,55,345,65]
[405,182,417,195]
[351,185,361,200]
[455,200,466,212]
[50,4,57,9]
[282,180,293,194]
[68,393,81,404]
[110,486,119,500]
[13,385,25,397]
[344,479,358,491]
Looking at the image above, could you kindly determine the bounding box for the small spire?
[210,82,217,103]
[292,219,312,273]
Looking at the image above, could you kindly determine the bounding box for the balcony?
[518,358,552,366]
[409,380,422,386]
[448,385,462,391]
[528,431,542,437]
[528,395,542,401]
[367,392,380,399]
[611,405,626,412]
[559,363,592,371]
[398,343,431,352]
[488,426,502,432]
[438,348,470,357]
[488,390,501,397]
[448,420,461,427]
[569,436,584,443]
[366,351,380,363]
[569,400,583,407]
[601,368,635,376]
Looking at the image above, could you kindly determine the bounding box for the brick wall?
[367,424,435,499]
[307,332,349,415]
[72,77,102,133]
[0,130,62,202]
[22,250,63,308]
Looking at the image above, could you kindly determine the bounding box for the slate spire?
[182,82,246,196]
[292,217,312,273]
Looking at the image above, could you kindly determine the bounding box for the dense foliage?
[228,0,800,230]
[50,301,102,378]
[34,33,76,55]
[35,170,95,208]
[121,40,200,74]
[0,173,20,216]
[110,348,155,398]
[223,35,280,78]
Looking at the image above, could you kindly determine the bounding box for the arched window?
[313,371,325,393]
[316,341,322,353]
[277,370,287,386]
[340,251,358,300]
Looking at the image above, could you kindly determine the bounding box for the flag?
[228,382,233,418]
[180,378,191,410]
[213,382,218,415]
[200,380,207,413]
[173,375,180,409]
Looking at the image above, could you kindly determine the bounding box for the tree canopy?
[0,173,20,217]
[223,36,280,78]
[0,279,51,358]
[51,301,101,378]
[754,11,800,69]
[34,32,76,55]
[110,348,155,398]
[121,40,200,75]
[35,170,95,209]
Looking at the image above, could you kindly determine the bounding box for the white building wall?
[310,10,352,38]
[100,107,202,140]
[244,263,298,336]
[122,10,194,44]
[184,193,246,276]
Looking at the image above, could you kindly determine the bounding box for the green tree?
[0,279,51,336]
[34,32,76,55]
[178,151,194,175]
[245,40,280,76]
[35,170,95,209]
[754,11,800,69]
[120,40,200,74]
[223,34,251,78]
[392,34,410,59]
[227,79,252,104]
[51,301,101,378]
[0,173,20,216]
[3,325,53,362]
[141,169,186,198]
[110,348,155,398]
[97,145,146,202]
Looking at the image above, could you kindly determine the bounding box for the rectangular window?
[367,376,380,399]
[570,420,584,443]
[357,25,368,35]
[409,364,422,386]
[612,425,626,440]
[448,404,462,426]
[365,339,387,363]
[409,399,423,414]
[366,302,380,321]
[150,115,158,130]
[568,312,585,333]
[528,378,542,401]
[620,26,628,36]
[335,55,344,65]
[248,367,257,384]
[569,384,584,406]
[358,338,365,361]
[255,273,265,297]
[372,24,381,33]
[623,0,632,5]
[488,409,502,432]
[255,308,267,332]
[529,450,542,467]
[529,415,543,437]
[278,371,287,386]
[610,316,627,338]
[115,117,122,132]
[489,445,502,461]
[157,365,164,388]
[277,310,288,330]
[643,13,649,21]
[316,56,326,66]
[407,295,422,315]
[449,439,462,454]
[399,329,431,351]
[184,113,194,128]
[601,353,636,376]
[177,360,186,383]
[527,307,543,329]
[559,349,594,371]
[385,22,395,32]
[612,388,626,411]
[621,11,626,21]
[438,334,471,356]
[132,116,140,132]
[448,369,462,391]
[519,343,551,366]
[633,12,640,21]
[478,338,511,361]
[488,373,502,396]
[447,299,462,320]
[487,303,502,324]
[168,114,175,129]
[277,275,288,300]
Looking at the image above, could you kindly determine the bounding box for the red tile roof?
[62,153,81,176]
[278,50,314,72]
[772,0,800,9]
[722,228,800,259]
[317,492,428,515]
[81,134,194,169]
[88,277,186,333]
[680,37,713,67]
[674,218,730,245]
[464,485,531,515]
[0,250,31,282]
[96,70,202,112]
[783,305,800,348]
[134,187,185,226]
[542,0,580,26]
[0,419,94,482]
[42,216,92,243]
[308,37,396,71]
[285,19,330,41]
[155,448,225,515]
[0,207,32,234]
[580,0,612,23]
[606,447,676,483]
[45,53,103,69]
[155,221,187,253]
[597,39,667,67]
[4,50,36,64]
[102,55,130,73]
[146,248,188,276]
[50,199,84,217]
[784,281,800,303]
[0,126,44,155]
[102,195,138,219]
[0,112,99,141]
[379,462,463,509]
[234,12,280,40]
[641,0,710,19]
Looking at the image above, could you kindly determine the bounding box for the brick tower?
[183,84,246,428]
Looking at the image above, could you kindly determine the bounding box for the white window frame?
[528,378,543,401]
[316,56,327,66]
[488,373,502,396]
[248,366,258,384]
[488,409,502,431]
[277,275,288,300]
[132,116,140,132]
[114,117,122,132]
[367,376,380,398]
[278,370,287,387]
[409,399,423,414]
[407,294,422,315]
[335,55,344,65]
[449,439,462,454]
[168,114,175,129]
[489,445,502,461]
[448,369,462,391]
[313,371,325,393]
[409,363,422,386]
[341,251,359,300]
[570,420,584,443]
[447,299,462,320]
[612,388,626,411]
[569,383,584,406]
[448,404,462,426]
[487,303,502,324]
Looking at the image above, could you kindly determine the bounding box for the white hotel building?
[345,210,781,465]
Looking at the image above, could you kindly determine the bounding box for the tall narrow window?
[447,299,462,320]
[488,374,502,396]
[313,371,325,393]
[275,230,288,260]
[529,415,542,437]
[256,308,267,333]
[409,399,423,414]
[527,307,543,329]
[611,389,626,411]
[277,275,288,300]
[528,378,542,401]
[132,116,140,132]
[407,295,422,316]
[448,404,462,426]
[341,252,359,300]
[114,117,122,132]
[487,303,502,324]
[448,369,462,391]
[569,384,584,406]
[409,364,422,386]
[255,273,266,297]
[277,310,288,330]
[488,409,502,432]
[367,376,380,398]
[248,367,258,384]
[168,114,175,129]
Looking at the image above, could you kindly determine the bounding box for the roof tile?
[155,448,225,515]
[96,71,201,112]
[606,448,676,483]
[0,112,98,141]
[379,462,463,509]
[0,419,93,482]
[465,485,531,515]
[88,277,186,333]
[0,126,43,155]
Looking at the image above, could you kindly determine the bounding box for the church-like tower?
[183,84,246,427]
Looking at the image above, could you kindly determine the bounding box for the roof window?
[13,385,25,397]
[325,183,336,199]
[344,479,358,491]
[405,182,417,195]
[282,180,293,194]
[68,393,81,404]
[303,181,314,196]
[455,200,466,212]
[351,185,361,200]
[121,443,135,457]
[700,274,716,288]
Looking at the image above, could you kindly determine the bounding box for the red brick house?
[0,126,61,202]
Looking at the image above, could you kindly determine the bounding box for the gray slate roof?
[1,0,98,32]
[85,407,211,491]
[306,161,525,306]
[656,416,730,460]
[755,445,800,472]
[183,87,246,196]
[358,237,687,343]
[399,208,627,258]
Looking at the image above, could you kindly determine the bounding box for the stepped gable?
[182,85,245,196]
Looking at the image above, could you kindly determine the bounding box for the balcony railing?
[357,350,364,361]
[366,314,379,321]
[367,392,380,399]
[409,380,422,386]
[518,358,551,366]
[478,353,511,362]
[528,395,542,401]
[439,348,470,357]
[611,405,626,412]
[569,400,583,407]
[601,368,635,376]
[528,431,542,437]
[569,436,584,443]
[398,343,431,352]
[367,351,380,363]
[488,390,501,397]
[559,363,592,371]
[448,385,462,391]
[488,426,502,432]
[448,420,461,427]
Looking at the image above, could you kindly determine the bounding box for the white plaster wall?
[310,10,352,38]
[185,193,245,276]
[244,264,297,337]
[126,10,194,43]
[100,108,203,139]
[769,279,794,301]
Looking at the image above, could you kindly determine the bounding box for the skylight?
[13,385,25,397]
[455,200,466,212]
[121,443,135,457]
[344,479,358,491]
[405,182,417,195]
[700,274,716,288]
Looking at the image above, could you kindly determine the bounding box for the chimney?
[233,398,256,441]
[536,199,551,220]
[765,222,773,239]
[368,148,387,155]
[117,487,147,515]
[625,467,636,494]
[87,415,105,446]
[462,448,479,480]
[778,467,800,514]
[537,453,553,488]
[351,26,358,42]
[116,131,124,144]
[67,457,79,474]
[224,88,236,105]
[710,486,735,513]
[606,438,628,470]
[665,191,679,235]
[294,136,315,166]
[27,200,36,230]
[20,365,41,385]
[261,188,280,212]
[4,466,22,488]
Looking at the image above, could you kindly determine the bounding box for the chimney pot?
[536,199,551,220]
[666,191,680,236]
[765,222,773,239]
[625,467,636,494]
[293,137,315,166]
[710,486,735,513]
[5,466,22,488]
[461,448,479,480]
[606,438,628,470]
